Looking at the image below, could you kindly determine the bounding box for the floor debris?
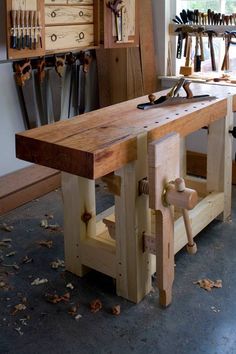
[112,305,121,316]
[12,303,27,315]
[66,283,74,290]
[44,292,70,304]
[194,279,222,291]
[37,240,53,248]
[31,278,48,286]
[1,223,14,232]
[50,259,65,269]
[90,299,102,313]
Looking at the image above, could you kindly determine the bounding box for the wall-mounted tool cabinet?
[4,0,139,60]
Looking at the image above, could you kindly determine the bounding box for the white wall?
[0,63,30,177]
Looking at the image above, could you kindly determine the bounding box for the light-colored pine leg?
[61,172,96,276]
[148,133,180,307]
[155,209,174,306]
[207,97,233,220]
[180,137,186,178]
[115,133,152,303]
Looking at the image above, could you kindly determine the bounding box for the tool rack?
[15,83,236,306]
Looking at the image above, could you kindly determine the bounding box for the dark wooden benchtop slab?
[16,83,236,179]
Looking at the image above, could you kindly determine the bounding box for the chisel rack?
[6,0,45,60]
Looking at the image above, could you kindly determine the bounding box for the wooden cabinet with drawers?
[44,0,99,53]
[4,0,139,60]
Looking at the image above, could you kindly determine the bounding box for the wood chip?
[31,278,48,286]
[40,219,48,229]
[112,305,121,316]
[45,292,70,304]
[68,305,77,316]
[66,283,74,290]
[5,251,16,257]
[37,240,53,249]
[1,223,14,232]
[75,314,82,321]
[194,278,222,291]
[51,259,65,269]
[12,303,27,315]
[21,256,33,264]
[90,299,102,313]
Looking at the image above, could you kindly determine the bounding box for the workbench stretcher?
[16,83,236,307]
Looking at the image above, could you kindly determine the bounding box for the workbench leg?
[115,133,152,303]
[207,96,233,220]
[61,172,96,276]
[180,137,187,178]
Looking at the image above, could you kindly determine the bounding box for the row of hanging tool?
[13,51,99,130]
[173,9,236,26]
[175,26,236,72]
[10,10,42,50]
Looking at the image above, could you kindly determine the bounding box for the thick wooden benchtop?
[16,83,236,179]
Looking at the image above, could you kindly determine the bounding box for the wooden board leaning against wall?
[96,0,158,106]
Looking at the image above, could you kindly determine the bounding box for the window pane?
[225,1,236,13]
[177,0,221,12]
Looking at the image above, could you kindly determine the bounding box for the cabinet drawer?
[45,6,93,25]
[68,0,93,4]
[45,24,94,50]
[45,1,93,3]
[45,0,67,4]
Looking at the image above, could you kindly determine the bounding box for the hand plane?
[137,78,217,110]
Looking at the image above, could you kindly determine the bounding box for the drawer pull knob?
[79,32,85,40]
[51,34,57,42]
[79,11,84,17]
[51,11,57,18]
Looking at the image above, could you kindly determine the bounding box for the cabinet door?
[45,24,94,51]
[45,5,93,25]
[103,0,138,48]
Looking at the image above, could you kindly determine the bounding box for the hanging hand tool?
[34,57,48,126]
[175,27,184,59]
[67,52,77,118]
[20,10,25,49]
[107,0,123,41]
[33,10,37,50]
[14,59,41,129]
[29,10,34,49]
[205,30,217,71]
[221,31,236,71]
[180,35,193,76]
[37,11,42,48]
[16,10,21,50]
[48,56,65,122]
[194,32,201,72]
[137,79,217,110]
[25,10,30,47]
[10,10,17,49]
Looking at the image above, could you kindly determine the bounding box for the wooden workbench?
[16,83,236,306]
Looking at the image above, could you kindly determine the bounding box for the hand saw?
[14,59,41,129]
[137,79,217,110]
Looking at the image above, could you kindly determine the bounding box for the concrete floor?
[1,185,236,354]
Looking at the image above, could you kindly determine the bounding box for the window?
[175,0,236,76]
